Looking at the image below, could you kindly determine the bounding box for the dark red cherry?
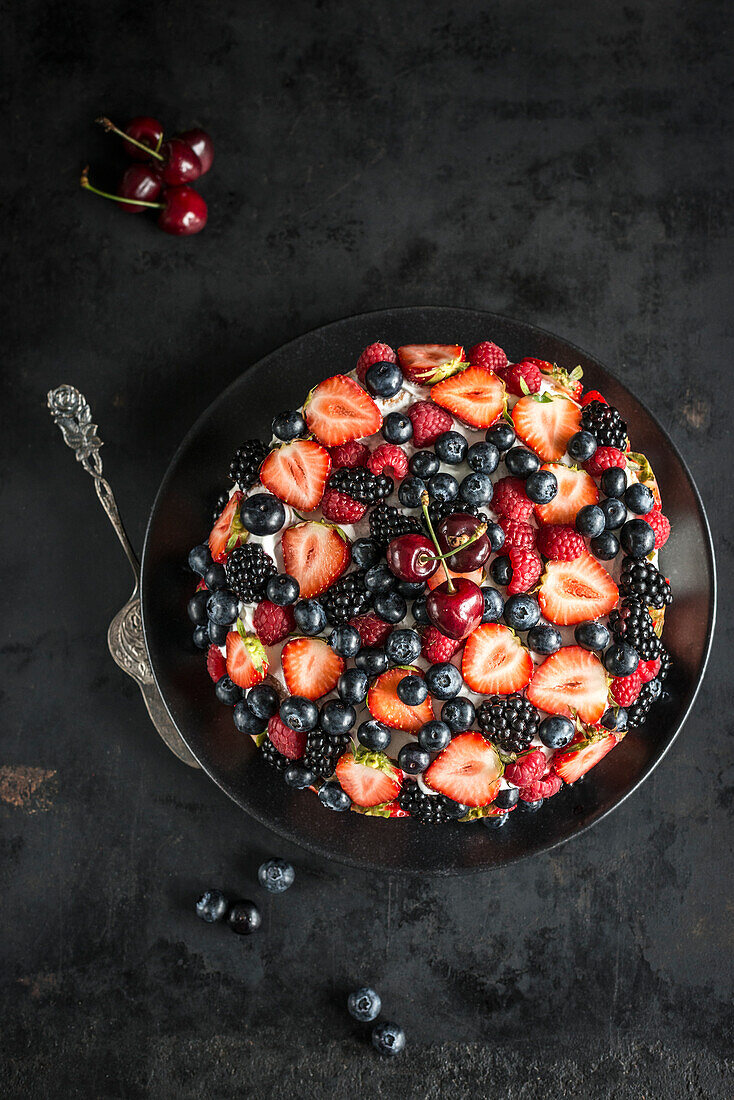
[436,513,490,573]
[386,534,437,583]
[117,163,162,212]
[426,577,484,640]
[157,186,208,235]
[177,128,214,174]
[122,116,164,160]
[157,138,202,186]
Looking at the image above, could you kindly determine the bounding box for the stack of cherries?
[80,115,213,236]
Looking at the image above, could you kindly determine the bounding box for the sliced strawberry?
[260,439,331,511]
[539,363,584,400]
[461,623,534,695]
[281,637,344,700]
[206,645,227,682]
[208,490,245,561]
[426,564,484,590]
[511,394,581,462]
[552,733,618,784]
[225,627,269,689]
[430,367,506,429]
[367,667,434,732]
[538,551,618,625]
[580,390,607,407]
[281,520,350,598]
[304,375,382,447]
[335,749,402,807]
[423,732,503,808]
[534,463,598,525]
[526,646,608,724]
[397,344,466,385]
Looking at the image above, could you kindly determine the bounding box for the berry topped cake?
[187,340,672,827]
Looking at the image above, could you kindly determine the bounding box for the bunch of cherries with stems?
[80,115,213,236]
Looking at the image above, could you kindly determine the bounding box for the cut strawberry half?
[397,344,466,385]
[526,645,608,724]
[281,637,344,700]
[511,394,582,462]
[552,733,618,784]
[461,623,534,695]
[206,645,227,683]
[304,374,382,447]
[423,732,503,808]
[367,667,434,731]
[538,551,618,625]
[208,490,245,561]
[225,625,269,689]
[335,749,402,807]
[430,367,506,429]
[534,463,598,525]
[260,439,331,511]
[539,363,584,400]
[281,520,350,598]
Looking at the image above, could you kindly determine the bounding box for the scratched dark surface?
[2,1,732,1097]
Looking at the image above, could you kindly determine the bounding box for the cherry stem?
[79,166,163,209]
[420,492,454,593]
[419,524,488,566]
[96,116,164,162]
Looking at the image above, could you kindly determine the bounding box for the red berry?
[519,773,562,801]
[349,613,393,649]
[499,518,537,551]
[320,487,367,523]
[206,644,227,682]
[610,671,643,706]
[267,715,307,759]
[329,440,369,469]
[367,443,409,480]
[355,342,396,383]
[421,625,462,664]
[580,390,608,407]
[583,446,626,477]
[643,509,670,549]
[504,749,546,786]
[638,658,661,683]
[492,476,534,522]
[252,600,295,646]
[503,360,543,396]
[467,341,508,373]
[406,400,453,448]
[507,547,543,594]
[536,524,585,561]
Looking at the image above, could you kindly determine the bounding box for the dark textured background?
[2,1,732,1096]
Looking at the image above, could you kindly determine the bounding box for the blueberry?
[365,360,403,398]
[624,482,654,515]
[207,619,229,645]
[398,476,426,509]
[490,555,512,587]
[518,798,543,813]
[425,662,463,700]
[233,700,266,734]
[351,537,380,569]
[338,667,369,705]
[365,562,397,594]
[576,504,606,538]
[188,544,213,576]
[600,467,627,498]
[412,597,430,625]
[538,715,575,749]
[193,624,209,649]
[272,409,307,441]
[215,676,243,705]
[459,472,493,505]
[319,700,356,735]
[495,787,520,809]
[428,472,459,502]
[481,586,504,623]
[258,858,295,893]
[398,742,430,774]
[567,430,598,462]
[240,493,287,535]
[382,411,412,444]
[503,593,540,631]
[318,781,351,811]
[329,625,362,658]
[280,696,319,732]
[204,562,227,591]
[505,447,540,478]
[467,441,500,474]
[227,900,262,935]
[441,696,476,732]
[590,532,620,560]
[195,889,228,923]
[418,720,452,752]
[435,431,468,465]
[620,518,655,558]
[373,591,407,624]
[574,620,610,651]
[187,589,210,625]
[485,522,505,552]
[525,469,558,504]
[385,628,422,665]
[358,719,392,751]
[207,589,239,626]
[355,647,389,677]
[293,599,327,635]
[601,706,628,731]
[483,812,508,828]
[604,643,640,676]
[486,422,515,452]
[397,578,425,598]
[600,496,627,530]
[409,450,441,479]
[283,763,317,789]
[247,682,280,719]
[348,986,382,1023]
[527,624,562,654]
[397,675,428,706]
[266,573,300,606]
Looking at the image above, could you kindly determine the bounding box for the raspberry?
[536,524,585,561]
[504,749,545,786]
[503,360,543,397]
[349,613,392,648]
[507,547,543,594]
[206,644,227,682]
[267,715,306,760]
[355,342,396,383]
[643,509,670,549]
[583,446,626,477]
[367,443,409,480]
[253,600,295,646]
[329,440,369,469]
[580,390,607,407]
[638,657,661,683]
[407,400,453,448]
[421,626,462,664]
[519,773,562,801]
[610,671,643,706]
[492,476,534,522]
[467,341,508,373]
[320,487,367,524]
[499,518,536,551]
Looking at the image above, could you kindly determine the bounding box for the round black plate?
[141,307,716,874]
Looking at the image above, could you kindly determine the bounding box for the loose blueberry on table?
[186,338,673,826]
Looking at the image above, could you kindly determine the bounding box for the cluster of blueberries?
[195,858,295,936]
[347,985,406,1058]
[574,466,657,560]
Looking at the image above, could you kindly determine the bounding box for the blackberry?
[619,557,672,609]
[368,503,423,549]
[229,439,269,490]
[608,597,661,659]
[627,678,664,728]
[212,489,230,523]
[425,498,488,528]
[303,731,350,778]
[318,571,372,624]
[581,400,628,450]
[261,737,291,771]
[476,694,540,755]
[657,648,672,682]
[329,467,393,504]
[226,544,277,603]
[397,782,467,824]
